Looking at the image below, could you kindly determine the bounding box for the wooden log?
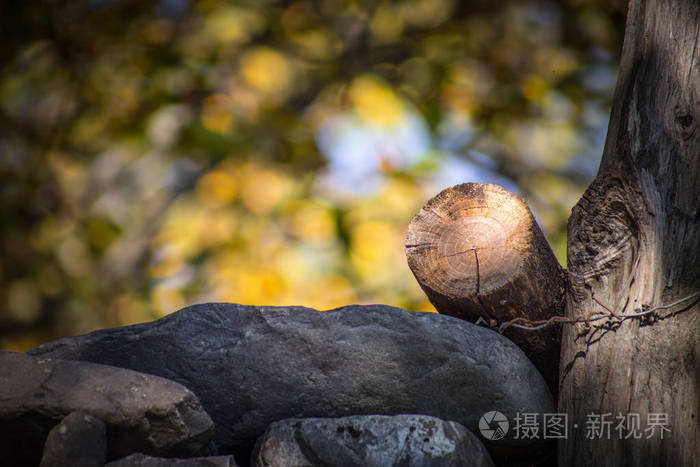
[405,183,565,393]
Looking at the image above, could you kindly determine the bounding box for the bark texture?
[559,0,700,465]
[406,183,565,393]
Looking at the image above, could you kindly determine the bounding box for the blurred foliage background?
[0,0,626,350]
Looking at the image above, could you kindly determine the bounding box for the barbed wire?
[472,291,700,333]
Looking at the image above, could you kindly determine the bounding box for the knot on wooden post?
[406,183,565,393]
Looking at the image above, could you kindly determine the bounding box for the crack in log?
[472,247,480,294]
[405,243,437,249]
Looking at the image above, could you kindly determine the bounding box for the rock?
[252,414,495,467]
[0,351,214,466]
[29,303,554,464]
[106,453,237,466]
[39,411,106,467]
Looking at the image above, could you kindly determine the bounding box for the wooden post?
[405,183,565,393]
[559,0,700,464]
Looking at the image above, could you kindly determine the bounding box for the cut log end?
[406,183,533,301]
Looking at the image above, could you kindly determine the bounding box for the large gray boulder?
[29,303,554,464]
[0,351,214,466]
[252,414,495,467]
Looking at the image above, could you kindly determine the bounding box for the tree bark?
[406,183,565,394]
[559,0,700,465]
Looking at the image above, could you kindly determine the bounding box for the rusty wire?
[474,290,700,333]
